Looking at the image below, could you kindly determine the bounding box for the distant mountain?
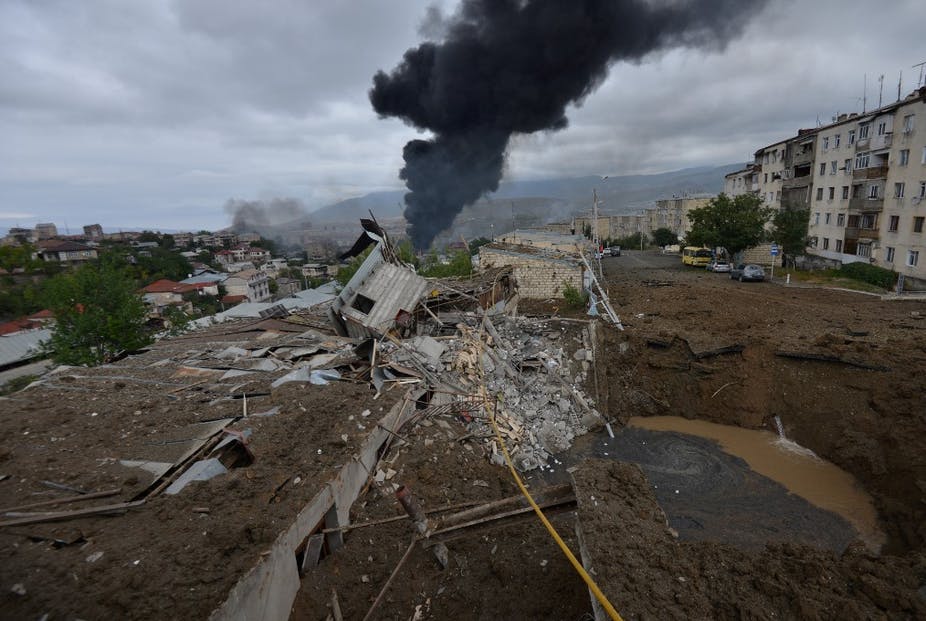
[308,163,743,223]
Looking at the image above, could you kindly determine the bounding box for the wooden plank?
[300,533,325,575]
[0,500,145,528]
[1,489,121,514]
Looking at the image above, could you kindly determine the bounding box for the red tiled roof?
[221,294,247,304]
[27,309,54,320]
[0,319,34,336]
[141,279,185,293]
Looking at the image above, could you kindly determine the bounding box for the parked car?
[707,259,731,273]
[609,246,621,257]
[730,264,765,282]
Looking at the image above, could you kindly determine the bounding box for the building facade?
[804,87,926,282]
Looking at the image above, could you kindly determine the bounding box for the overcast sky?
[2,0,924,232]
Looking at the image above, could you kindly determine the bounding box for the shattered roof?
[0,328,51,367]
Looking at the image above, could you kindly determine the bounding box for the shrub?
[838,262,895,289]
[562,283,588,309]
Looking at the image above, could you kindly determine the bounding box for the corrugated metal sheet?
[340,263,428,337]
[0,329,51,368]
[330,244,428,338]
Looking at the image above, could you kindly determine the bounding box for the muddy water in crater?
[628,416,886,552]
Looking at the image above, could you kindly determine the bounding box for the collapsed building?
[0,224,618,619]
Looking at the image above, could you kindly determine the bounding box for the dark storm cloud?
[1,0,923,231]
[371,0,770,249]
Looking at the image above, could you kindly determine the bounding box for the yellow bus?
[682,246,713,267]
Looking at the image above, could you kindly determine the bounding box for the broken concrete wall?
[479,245,584,299]
[209,393,419,621]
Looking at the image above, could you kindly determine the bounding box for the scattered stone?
[11,583,26,596]
[86,551,104,563]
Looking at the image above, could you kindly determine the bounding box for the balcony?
[790,150,814,167]
[853,165,889,180]
[869,133,892,151]
[781,174,811,190]
[843,226,880,241]
[848,197,883,212]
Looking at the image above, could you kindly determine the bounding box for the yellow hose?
[485,393,624,621]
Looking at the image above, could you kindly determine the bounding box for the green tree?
[468,237,492,256]
[651,227,679,247]
[419,248,472,277]
[686,193,773,256]
[771,208,810,258]
[41,262,152,366]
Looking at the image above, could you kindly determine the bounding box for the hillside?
[309,163,743,223]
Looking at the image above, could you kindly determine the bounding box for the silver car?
[730,264,765,282]
[707,260,731,273]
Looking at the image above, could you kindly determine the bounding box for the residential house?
[83,224,104,239]
[33,240,98,264]
[223,269,271,303]
[275,277,301,298]
[139,279,195,317]
[651,197,712,239]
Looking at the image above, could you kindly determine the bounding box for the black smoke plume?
[371,0,766,249]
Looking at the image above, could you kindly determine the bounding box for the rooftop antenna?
[897,70,903,102]
[862,73,867,113]
[877,74,884,108]
[914,61,926,88]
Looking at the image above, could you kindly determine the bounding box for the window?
[894,182,905,198]
[822,136,829,151]
[828,187,835,200]
[814,212,820,225]
[764,153,769,164]
[910,250,920,267]
[899,149,909,166]
[764,173,768,183]
[877,121,887,136]
[837,213,845,226]
[903,114,915,133]
[816,188,824,201]
[920,181,926,199]
[835,239,843,253]
[886,247,894,262]
[923,147,926,164]
[852,184,863,198]
[819,163,827,176]
[776,190,781,201]
[848,129,856,144]
[862,214,876,229]
[857,243,871,258]
[889,215,899,232]
[855,152,870,169]
[915,217,925,233]
[825,212,832,224]
[822,238,830,250]
[830,160,837,174]
[842,186,850,200]
[834,134,841,148]
[844,158,852,174]
[859,124,870,139]
[869,185,879,199]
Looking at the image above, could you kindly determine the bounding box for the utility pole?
[878,74,884,108]
[863,73,867,113]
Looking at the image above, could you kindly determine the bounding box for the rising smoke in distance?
[370,0,769,249]
[224,197,307,238]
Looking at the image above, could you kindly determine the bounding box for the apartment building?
[805,86,926,282]
[880,94,926,280]
[755,140,788,210]
[781,129,818,211]
[723,165,757,198]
